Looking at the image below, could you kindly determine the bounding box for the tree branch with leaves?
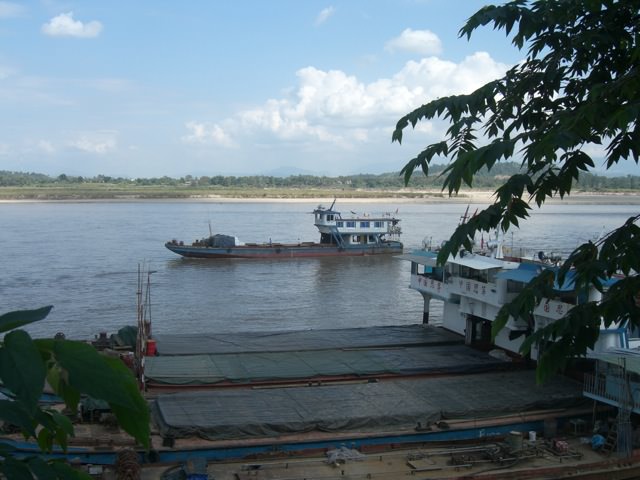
[0,306,149,479]
[393,0,640,382]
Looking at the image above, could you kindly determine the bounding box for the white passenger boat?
[400,230,625,361]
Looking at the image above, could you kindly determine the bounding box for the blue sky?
[1,1,634,178]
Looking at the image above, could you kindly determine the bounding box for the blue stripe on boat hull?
[3,415,577,465]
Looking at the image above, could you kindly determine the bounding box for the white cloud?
[0,143,9,155]
[183,52,509,153]
[385,28,442,56]
[68,132,116,153]
[392,52,506,101]
[42,12,103,38]
[315,6,335,26]
[38,140,55,154]
[0,1,25,18]
[182,121,234,147]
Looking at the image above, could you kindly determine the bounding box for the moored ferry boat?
[165,200,403,258]
[400,231,625,361]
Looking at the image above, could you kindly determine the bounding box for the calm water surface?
[2,201,637,339]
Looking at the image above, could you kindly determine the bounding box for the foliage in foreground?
[0,307,149,479]
[393,0,640,381]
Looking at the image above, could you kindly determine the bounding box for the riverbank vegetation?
[1,163,638,200]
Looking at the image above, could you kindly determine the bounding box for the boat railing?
[583,373,640,412]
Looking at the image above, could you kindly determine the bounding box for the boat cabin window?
[360,221,370,228]
[346,221,356,228]
[336,221,344,227]
[456,265,490,283]
[374,221,383,228]
[327,214,334,221]
[507,280,526,294]
[556,293,578,305]
[486,269,499,284]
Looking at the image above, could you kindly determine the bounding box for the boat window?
[507,280,525,294]
[346,221,356,228]
[327,214,334,221]
[360,221,370,228]
[374,221,383,228]
[336,221,343,227]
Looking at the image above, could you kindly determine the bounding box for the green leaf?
[0,400,36,437]
[51,410,74,451]
[0,330,46,412]
[49,461,92,480]
[0,441,17,456]
[0,306,52,334]
[37,427,54,453]
[103,356,150,448]
[26,457,59,480]
[51,340,150,448]
[0,457,34,480]
[37,340,82,413]
[52,341,136,409]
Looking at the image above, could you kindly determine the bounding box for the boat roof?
[448,252,518,271]
[496,263,579,291]
[395,250,439,266]
[592,348,640,374]
[313,205,399,221]
[496,262,544,283]
[398,249,518,271]
[496,263,619,292]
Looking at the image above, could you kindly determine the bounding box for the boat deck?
[139,324,595,468]
[150,370,585,443]
[152,324,462,355]
[146,325,587,455]
[192,440,640,480]
[145,325,509,388]
[144,344,512,388]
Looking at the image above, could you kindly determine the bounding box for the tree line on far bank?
[1,162,639,191]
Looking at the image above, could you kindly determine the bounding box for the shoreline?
[1,191,640,205]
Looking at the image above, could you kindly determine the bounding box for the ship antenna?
[329,197,337,211]
[208,220,213,237]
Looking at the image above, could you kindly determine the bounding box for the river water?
[2,200,637,339]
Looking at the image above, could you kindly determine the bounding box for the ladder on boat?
[602,422,618,456]
[330,227,346,248]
